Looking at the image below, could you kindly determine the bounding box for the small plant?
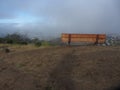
[16,63,26,68]
[19,41,28,45]
[45,86,53,90]
[35,42,42,47]
[41,41,51,46]
[5,48,10,53]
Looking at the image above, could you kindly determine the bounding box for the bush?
[0,38,3,43]
[19,41,28,45]
[41,41,51,46]
[6,39,13,44]
[35,42,42,47]
[0,33,31,45]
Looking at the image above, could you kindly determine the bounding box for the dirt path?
[46,48,77,90]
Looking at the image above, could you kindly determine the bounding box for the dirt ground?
[0,46,120,90]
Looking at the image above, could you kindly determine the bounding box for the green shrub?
[19,41,28,45]
[41,41,51,46]
[3,33,30,45]
[0,38,4,43]
[35,42,42,47]
[6,39,13,44]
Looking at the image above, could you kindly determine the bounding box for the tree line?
[0,33,51,47]
[0,33,31,44]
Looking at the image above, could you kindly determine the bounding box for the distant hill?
[49,37,61,45]
[106,33,120,45]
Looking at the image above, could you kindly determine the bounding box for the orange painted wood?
[61,33,106,44]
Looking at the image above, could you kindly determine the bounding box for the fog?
[0,0,120,39]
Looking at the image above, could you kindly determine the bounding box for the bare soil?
[0,46,120,90]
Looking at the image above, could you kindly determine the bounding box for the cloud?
[0,0,120,38]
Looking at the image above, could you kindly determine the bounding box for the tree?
[4,33,30,44]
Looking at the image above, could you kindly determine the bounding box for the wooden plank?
[61,33,106,44]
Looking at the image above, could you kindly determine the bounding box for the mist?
[0,0,120,39]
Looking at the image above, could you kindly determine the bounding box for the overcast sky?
[0,0,120,39]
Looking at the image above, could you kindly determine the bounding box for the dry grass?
[0,45,120,90]
[0,44,51,53]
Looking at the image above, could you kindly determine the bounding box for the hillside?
[0,46,120,90]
